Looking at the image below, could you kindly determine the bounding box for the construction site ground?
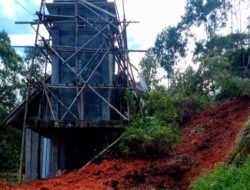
[1,96,250,190]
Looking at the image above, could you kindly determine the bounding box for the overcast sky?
[0,0,249,70]
[0,0,186,65]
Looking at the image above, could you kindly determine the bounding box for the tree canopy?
[0,31,23,111]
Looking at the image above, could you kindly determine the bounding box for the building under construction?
[5,0,144,180]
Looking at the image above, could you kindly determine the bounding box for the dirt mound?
[4,97,250,190]
[0,182,12,190]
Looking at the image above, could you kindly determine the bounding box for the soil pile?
[3,97,250,190]
[0,182,12,190]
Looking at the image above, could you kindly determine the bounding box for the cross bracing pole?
[45,86,79,120]
[57,32,137,120]
[25,0,140,124]
[32,18,137,67]
[43,85,56,120]
[114,51,135,89]
[88,85,128,120]
[78,1,119,30]
[41,22,132,87]
[74,42,106,81]
[40,37,78,75]
[49,45,77,74]
[33,24,109,78]
[61,48,111,120]
[41,23,57,37]
[79,0,117,18]
[78,15,109,40]
[128,59,136,86]
[63,25,109,64]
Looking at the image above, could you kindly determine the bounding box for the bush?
[144,89,211,125]
[191,156,250,190]
[215,72,250,100]
[119,87,211,158]
[175,94,211,124]
[120,118,181,158]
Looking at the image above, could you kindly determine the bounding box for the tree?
[196,33,250,99]
[18,47,48,99]
[0,31,26,173]
[153,26,186,76]
[139,49,161,89]
[169,66,205,96]
[0,31,24,111]
[152,0,232,76]
[179,0,230,38]
[0,106,21,172]
[24,47,47,81]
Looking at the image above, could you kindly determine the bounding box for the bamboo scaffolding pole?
[45,86,79,120]
[80,135,123,171]
[61,48,111,119]
[18,0,44,184]
[44,84,130,89]
[88,85,128,120]
[79,1,119,30]
[79,0,117,18]
[78,15,109,40]
[16,0,141,131]
[43,86,56,120]
[74,0,81,119]
[63,25,109,64]
[74,42,106,81]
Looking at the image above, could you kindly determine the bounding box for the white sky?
[115,0,186,64]
[0,0,186,67]
[1,0,249,72]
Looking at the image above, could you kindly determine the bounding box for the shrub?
[119,86,212,158]
[120,118,181,158]
[144,90,211,125]
[215,72,250,100]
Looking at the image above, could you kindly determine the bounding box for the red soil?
[3,97,250,190]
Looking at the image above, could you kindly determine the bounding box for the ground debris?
[3,97,250,190]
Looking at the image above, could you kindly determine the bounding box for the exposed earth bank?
[2,97,250,190]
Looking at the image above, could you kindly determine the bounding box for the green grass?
[191,156,250,190]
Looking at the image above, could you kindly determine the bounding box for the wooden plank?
[30,131,39,180]
[25,129,32,181]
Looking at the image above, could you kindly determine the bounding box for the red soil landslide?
[3,97,250,190]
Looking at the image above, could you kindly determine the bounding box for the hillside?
[1,96,250,190]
